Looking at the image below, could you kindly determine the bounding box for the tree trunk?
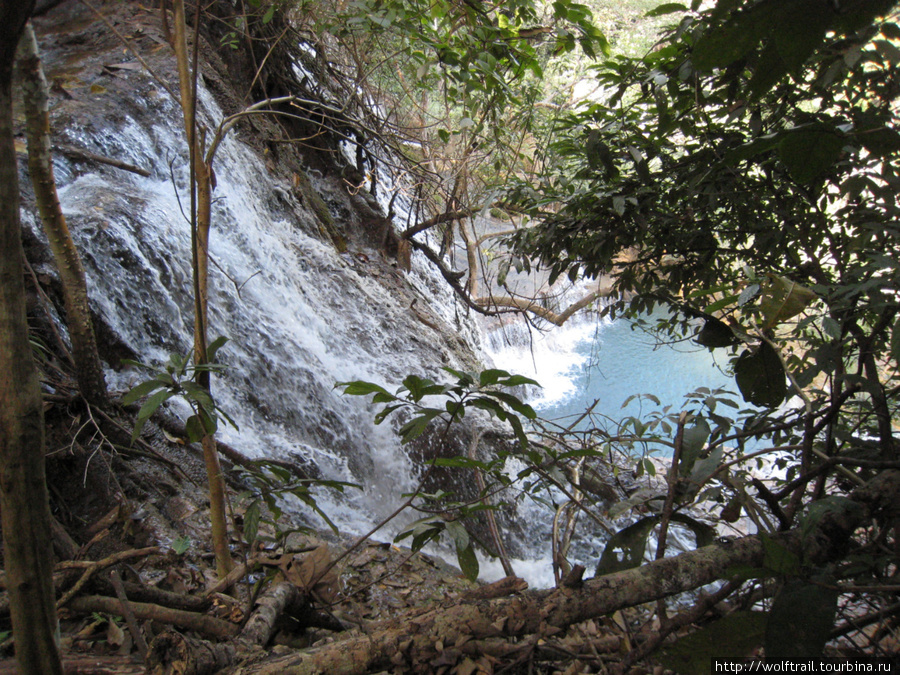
[16,21,108,405]
[171,0,232,578]
[233,470,900,675]
[0,3,64,674]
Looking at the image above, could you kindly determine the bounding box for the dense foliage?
[348,0,900,661]
[492,0,900,658]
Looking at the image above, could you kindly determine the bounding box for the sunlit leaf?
[759,275,818,329]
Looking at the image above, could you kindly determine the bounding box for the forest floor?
[0,389,649,675]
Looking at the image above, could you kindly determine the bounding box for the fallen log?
[148,632,236,675]
[241,582,301,648]
[229,470,900,675]
[0,654,145,675]
[66,595,239,640]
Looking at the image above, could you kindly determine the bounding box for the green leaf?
[456,541,479,581]
[185,415,205,443]
[444,519,469,551]
[772,1,832,72]
[778,128,845,183]
[180,381,215,412]
[703,294,740,314]
[478,369,509,386]
[443,367,476,387]
[678,418,710,476]
[734,342,786,408]
[669,512,716,548]
[765,577,838,659]
[121,379,165,406]
[206,335,229,363]
[695,317,738,349]
[402,375,443,402]
[171,536,191,555]
[689,445,724,487]
[480,391,537,419]
[657,612,768,673]
[760,533,801,576]
[137,389,175,422]
[644,3,688,17]
[595,516,658,576]
[691,11,769,71]
[243,499,261,545]
[890,318,900,367]
[398,408,443,442]
[198,407,218,435]
[507,414,529,450]
[337,380,394,399]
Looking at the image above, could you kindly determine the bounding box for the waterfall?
[23,77,487,542]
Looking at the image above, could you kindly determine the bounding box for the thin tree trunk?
[171,0,232,578]
[16,21,107,405]
[0,3,64,673]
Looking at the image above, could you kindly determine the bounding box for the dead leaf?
[106,620,125,648]
[162,429,184,445]
[430,648,460,667]
[105,62,144,72]
[285,545,339,604]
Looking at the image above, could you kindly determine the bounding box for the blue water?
[529,318,739,433]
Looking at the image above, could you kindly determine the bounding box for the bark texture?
[16,22,107,405]
[233,471,899,675]
[0,5,63,674]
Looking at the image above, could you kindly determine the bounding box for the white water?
[26,77,487,547]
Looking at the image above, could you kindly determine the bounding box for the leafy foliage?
[122,337,236,443]
[339,368,541,579]
[339,367,539,449]
[234,460,359,548]
[497,0,899,659]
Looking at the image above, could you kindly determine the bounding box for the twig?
[468,429,515,577]
[624,579,741,667]
[654,411,688,623]
[109,569,149,661]
[22,257,75,368]
[66,595,239,639]
[52,143,151,177]
[91,404,199,487]
[203,560,251,597]
[56,547,162,608]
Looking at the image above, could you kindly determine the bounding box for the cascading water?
[22,71,487,547]
[22,14,733,592]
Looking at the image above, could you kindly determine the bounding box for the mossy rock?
[292,170,346,253]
